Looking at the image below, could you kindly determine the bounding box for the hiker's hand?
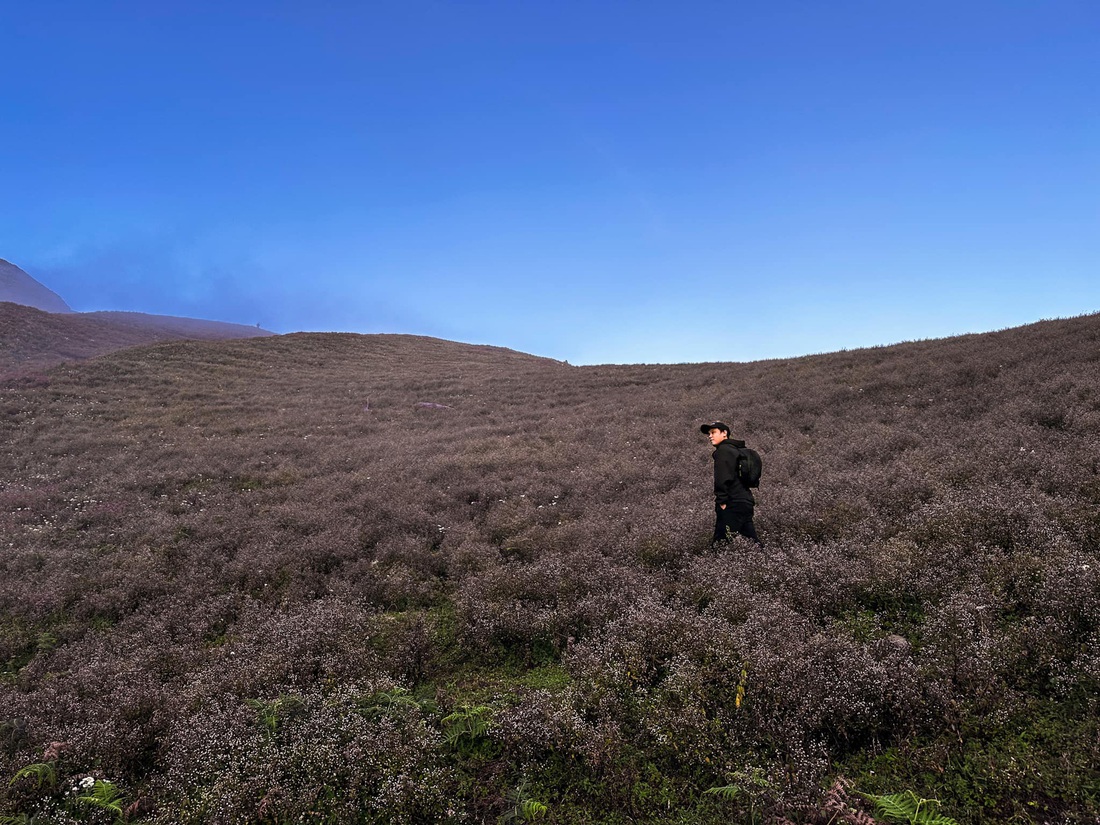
[719,504,726,510]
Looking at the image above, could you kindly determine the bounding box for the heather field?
[1,317,1099,824]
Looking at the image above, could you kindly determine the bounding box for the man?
[700,421,760,545]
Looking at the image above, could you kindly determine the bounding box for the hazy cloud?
[27,242,436,336]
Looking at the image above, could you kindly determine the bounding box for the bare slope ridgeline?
[0,302,275,378]
[0,256,274,377]
[2,317,1099,823]
[0,258,72,313]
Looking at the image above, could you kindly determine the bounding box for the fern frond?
[862,790,958,825]
[10,762,56,789]
[871,791,920,821]
[76,779,126,817]
[520,799,548,820]
[703,784,741,800]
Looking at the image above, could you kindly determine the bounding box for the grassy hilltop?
[1,317,1099,824]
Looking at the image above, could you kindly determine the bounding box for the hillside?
[0,302,275,378]
[1,317,1098,824]
[0,258,72,313]
[81,310,273,339]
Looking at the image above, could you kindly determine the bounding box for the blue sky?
[2,1,1097,364]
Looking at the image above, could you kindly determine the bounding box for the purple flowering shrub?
[2,317,1100,823]
[150,682,456,824]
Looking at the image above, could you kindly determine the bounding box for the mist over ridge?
[0,256,275,378]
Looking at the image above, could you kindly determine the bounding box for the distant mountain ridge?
[82,310,271,338]
[0,257,73,313]
[0,257,275,377]
[0,302,276,379]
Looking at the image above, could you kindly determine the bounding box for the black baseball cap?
[699,421,730,434]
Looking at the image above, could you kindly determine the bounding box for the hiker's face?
[707,428,727,446]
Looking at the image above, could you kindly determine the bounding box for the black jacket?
[713,438,755,507]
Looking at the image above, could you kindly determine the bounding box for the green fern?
[441,704,492,749]
[357,686,438,719]
[76,779,126,819]
[703,784,741,800]
[9,762,56,789]
[499,780,549,823]
[520,799,548,820]
[863,790,959,825]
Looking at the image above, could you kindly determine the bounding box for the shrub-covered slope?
[1,319,1098,824]
[0,302,274,378]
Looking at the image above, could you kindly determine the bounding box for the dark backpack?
[737,447,762,488]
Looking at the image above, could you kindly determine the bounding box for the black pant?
[712,503,760,545]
